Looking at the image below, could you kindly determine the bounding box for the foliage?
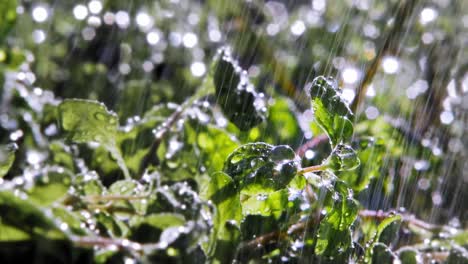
[0,0,467,263]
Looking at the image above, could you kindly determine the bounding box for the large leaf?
[0,191,66,240]
[0,143,17,178]
[58,99,130,179]
[241,189,289,219]
[200,172,241,263]
[26,167,72,206]
[325,143,360,172]
[223,143,298,195]
[376,214,401,245]
[315,186,359,257]
[308,76,354,147]
[212,47,266,131]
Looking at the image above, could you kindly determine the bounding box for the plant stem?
[350,0,418,113]
[295,134,329,157]
[239,209,454,254]
[83,194,148,203]
[139,72,215,174]
[298,164,326,174]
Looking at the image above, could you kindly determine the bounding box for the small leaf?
[58,99,118,145]
[325,144,360,172]
[0,143,17,178]
[339,137,385,191]
[58,99,130,179]
[212,47,266,131]
[307,76,354,147]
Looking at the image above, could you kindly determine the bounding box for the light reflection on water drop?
[32,6,49,23]
[73,5,88,20]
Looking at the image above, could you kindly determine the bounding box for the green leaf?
[371,243,397,263]
[224,143,298,195]
[241,189,289,219]
[0,191,66,240]
[397,247,420,264]
[264,96,301,144]
[315,189,358,257]
[108,179,139,195]
[308,76,354,147]
[200,172,241,263]
[0,0,16,44]
[51,207,88,236]
[0,143,17,178]
[376,214,401,245]
[447,245,468,264]
[73,172,105,196]
[49,141,75,171]
[325,144,360,172]
[185,120,239,174]
[339,137,385,191]
[27,167,72,206]
[212,47,266,131]
[58,99,130,179]
[129,213,186,243]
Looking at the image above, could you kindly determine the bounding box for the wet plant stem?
[240,209,454,254]
[295,134,329,157]
[82,194,148,203]
[139,77,215,173]
[299,164,326,174]
[351,0,418,113]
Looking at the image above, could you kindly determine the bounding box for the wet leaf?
[0,143,17,178]
[0,191,66,240]
[397,247,419,264]
[130,213,186,243]
[51,207,88,236]
[376,214,401,245]
[241,189,289,219]
[447,245,468,264]
[212,47,266,131]
[58,99,118,144]
[95,212,125,238]
[200,172,241,263]
[73,172,105,196]
[58,99,130,179]
[264,96,301,144]
[339,137,385,191]
[371,243,397,263]
[315,190,358,257]
[27,167,72,206]
[325,144,360,172]
[224,143,298,195]
[307,76,354,147]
